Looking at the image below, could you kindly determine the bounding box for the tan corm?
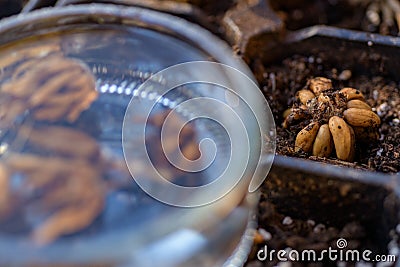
[0,46,97,124]
[0,126,106,245]
[283,77,381,162]
[0,44,104,245]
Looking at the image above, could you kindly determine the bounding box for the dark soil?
[244,163,400,267]
[247,201,398,267]
[252,54,400,173]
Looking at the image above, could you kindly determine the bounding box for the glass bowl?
[0,4,275,266]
